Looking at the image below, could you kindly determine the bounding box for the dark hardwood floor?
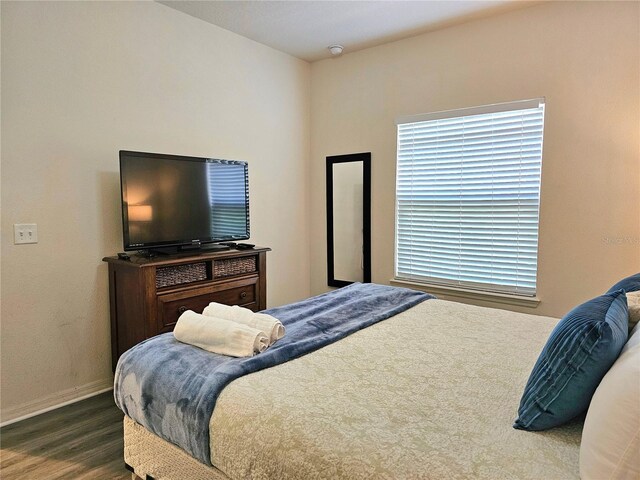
[0,391,132,479]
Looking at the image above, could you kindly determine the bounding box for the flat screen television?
[119,150,250,253]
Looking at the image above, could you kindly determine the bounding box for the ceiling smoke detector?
[328,45,344,56]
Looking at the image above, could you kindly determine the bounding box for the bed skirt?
[124,416,229,480]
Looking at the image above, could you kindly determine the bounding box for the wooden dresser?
[103,247,270,370]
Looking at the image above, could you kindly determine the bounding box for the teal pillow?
[514,290,628,431]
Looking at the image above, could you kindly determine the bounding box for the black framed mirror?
[326,152,371,287]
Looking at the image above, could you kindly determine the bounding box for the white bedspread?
[209,299,582,479]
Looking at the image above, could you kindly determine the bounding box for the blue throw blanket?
[114,282,433,465]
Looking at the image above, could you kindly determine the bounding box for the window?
[395,99,545,296]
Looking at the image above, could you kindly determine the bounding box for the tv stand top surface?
[103,246,271,267]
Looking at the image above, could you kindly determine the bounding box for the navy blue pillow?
[607,272,640,294]
[514,290,628,431]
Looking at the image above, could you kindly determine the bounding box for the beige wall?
[310,1,640,316]
[2,0,639,425]
[0,1,311,422]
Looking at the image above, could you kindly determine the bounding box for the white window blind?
[395,99,545,296]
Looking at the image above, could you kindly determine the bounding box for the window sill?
[390,279,541,308]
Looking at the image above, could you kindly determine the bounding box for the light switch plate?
[14,224,38,244]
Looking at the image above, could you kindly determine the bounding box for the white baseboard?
[0,378,114,427]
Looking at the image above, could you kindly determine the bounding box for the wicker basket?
[213,256,257,278]
[156,262,208,288]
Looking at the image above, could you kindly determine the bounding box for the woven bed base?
[123,416,229,480]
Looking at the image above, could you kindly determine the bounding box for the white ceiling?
[158,1,533,62]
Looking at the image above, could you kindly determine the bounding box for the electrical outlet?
[14,224,38,244]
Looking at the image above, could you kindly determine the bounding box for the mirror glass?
[333,162,364,281]
[326,153,371,287]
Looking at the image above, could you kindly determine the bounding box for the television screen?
[120,151,250,251]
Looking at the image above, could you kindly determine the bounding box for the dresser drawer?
[157,280,257,333]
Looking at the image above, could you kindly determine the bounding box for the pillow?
[513,290,628,431]
[626,291,640,330]
[580,322,640,480]
[607,272,640,294]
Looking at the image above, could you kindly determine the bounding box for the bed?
[117,287,590,480]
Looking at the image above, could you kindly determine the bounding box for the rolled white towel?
[251,313,285,344]
[202,302,254,322]
[202,302,285,345]
[174,310,268,357]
